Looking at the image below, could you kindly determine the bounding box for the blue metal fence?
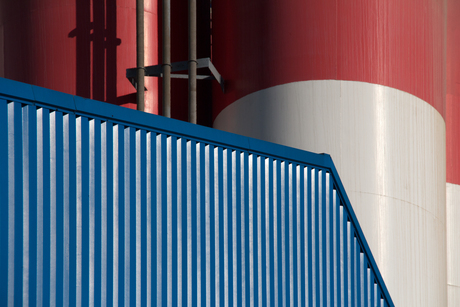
[0,77,394,306]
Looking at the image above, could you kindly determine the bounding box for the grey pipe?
[136,0,145,111]
[188,0,197,124]
[163,0,171,117]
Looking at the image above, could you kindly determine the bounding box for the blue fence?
[0,77,394,306]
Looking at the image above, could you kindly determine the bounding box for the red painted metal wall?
[447,0,460,185]
[212,0,446,119]
[0,0,159,113]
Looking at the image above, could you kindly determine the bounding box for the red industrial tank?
[0,0,159,113]
[211,1,447,306]
[447,0,460,186]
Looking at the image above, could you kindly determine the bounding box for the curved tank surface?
[212,1,447,306]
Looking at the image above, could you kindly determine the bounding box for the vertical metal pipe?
[188,0,197,124]
[163,0,171,117]
[136,0,145,111]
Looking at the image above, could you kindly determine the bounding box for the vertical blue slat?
[305,167,310,307]
[99,121,107,306]
[349,233,359,305]
[190,140,197,307]
[9,102,23,307]
[93,119,102,306]
[283,162,289,307]
[268,158,274,306]
[126,127,136,306]
[49,111,57,305]
[344,212,349,307]
[54,111,64,306]
[24,105,37,306]
[41,108,50,307]
[123,125,132,305]
[134,129,141,306]
[336,194,342,307]
[242,151,250,307]
[235,150,242,307]
[300,166,306,307]
[126,126,136,306]
[209,145,215,307]
[115,124,125,305]
[180,138,185,306]
[377,278,381,307]
[160,134,168,306]
[375,283,379,307]
[139,129,147,306]
[217,147,225,307]
[377,284,382,307]
[328,174,334,307]
[23,104,31,307]
[332,188,337,307]
[308,168,313,307]
[252,154,259,307]
[87,117,94,306]
[21,104,29,306]
[292,164,297,307]
[353,235,358,307]
[150,132,157,306]
[67,113,77,307]
[80,116,90,307]
[226,148,234,307]
[371,269,375,307]
[369,269,374,307]
[356,238,361,307]
[321,170,327,307]
[350,221,355,307]
[363,257,368,307]
[359,251,363,307]
[314,169,320,307]
[171,136,178,307]
[180,138,188,306]
[198,142,206,306]
[275,159,282,307]
[0,99,8,307]
[260,157,267,307]
[156,133,163,307]
[105,121,114,307]
[282,161,288,307]
[249,154,255,306]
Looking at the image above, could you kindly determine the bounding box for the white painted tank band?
[214,80,447,307]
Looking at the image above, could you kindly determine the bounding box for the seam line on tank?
[350,190,444,225]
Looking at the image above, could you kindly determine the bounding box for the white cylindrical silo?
[211,1,447,306]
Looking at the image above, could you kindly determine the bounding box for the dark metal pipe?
[188,0,197,123]
[163,0,171,117]
[136,0,145,111]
